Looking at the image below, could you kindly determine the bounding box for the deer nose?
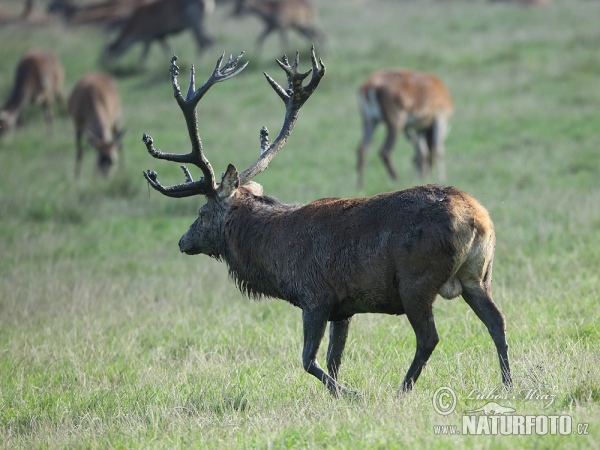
[179,235,199,255]
[178,236,188,253]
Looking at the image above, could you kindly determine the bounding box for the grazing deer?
[142,48,511,396]
[68,72,125,177]
[101,0,214,65]
[231,0,327,55]
[356,69,453,189]
[0,49,65,135]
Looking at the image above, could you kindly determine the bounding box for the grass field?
[0,0,599,448]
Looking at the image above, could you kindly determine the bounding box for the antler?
[142,52,248,198]
[239,44,325,185]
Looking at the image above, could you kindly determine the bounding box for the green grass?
[1,0,599,448]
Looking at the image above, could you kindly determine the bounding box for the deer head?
[143,47,325,257]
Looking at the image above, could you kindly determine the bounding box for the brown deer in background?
[0,49,65,135]
[68,72,125,177]
[356,69,453,189]
[231,0,327,55]
[142,48,511,395]
[101,0,215,65]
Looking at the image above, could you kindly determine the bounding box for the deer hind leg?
[302,307,351,396]
[326,318,352,381]
[461,283,512,388]
[399,297,439,392]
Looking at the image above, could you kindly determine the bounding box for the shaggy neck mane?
[223,193,302,302]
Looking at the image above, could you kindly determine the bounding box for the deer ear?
[218,164,240,198]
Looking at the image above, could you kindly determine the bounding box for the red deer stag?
[231,0,327,55]
[142,47,512,395]
[68,72,125,177]
[101,0,214,65]
[0,49,65,136]
[356,69,453,189]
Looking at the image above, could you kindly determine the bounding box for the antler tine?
[143,52,248,198]
[239,45,325,186]
[188,51,248,106]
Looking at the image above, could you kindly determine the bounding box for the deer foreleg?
[326,318,351,381]
[302,307,350,396]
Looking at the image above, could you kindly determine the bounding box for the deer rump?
[221,184,493,319]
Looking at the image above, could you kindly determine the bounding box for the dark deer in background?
[231,0,327,55]
[142,47,512,395]
[356,69,453,188]
[101,0,214,65]
[0,49,65,136]
[68,72,125,177]
[47,0,148,28]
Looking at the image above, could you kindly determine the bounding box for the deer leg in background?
[295,25,328,52]
[407,129,431,180]
[75,129,84,178]
[399,299,439,392]
[189,18,213,52]
[256,23,277,55]
[379,116,402,181]
[139,40,154,64]
[326,318,352,381]
[302,307,349,396]
[429,116,449,183]
[41,97,54,133]
[461,284,512,388]
[356,114,377,189]
[157,38,173,60]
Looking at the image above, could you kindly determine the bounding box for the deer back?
[359,69,453,130]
